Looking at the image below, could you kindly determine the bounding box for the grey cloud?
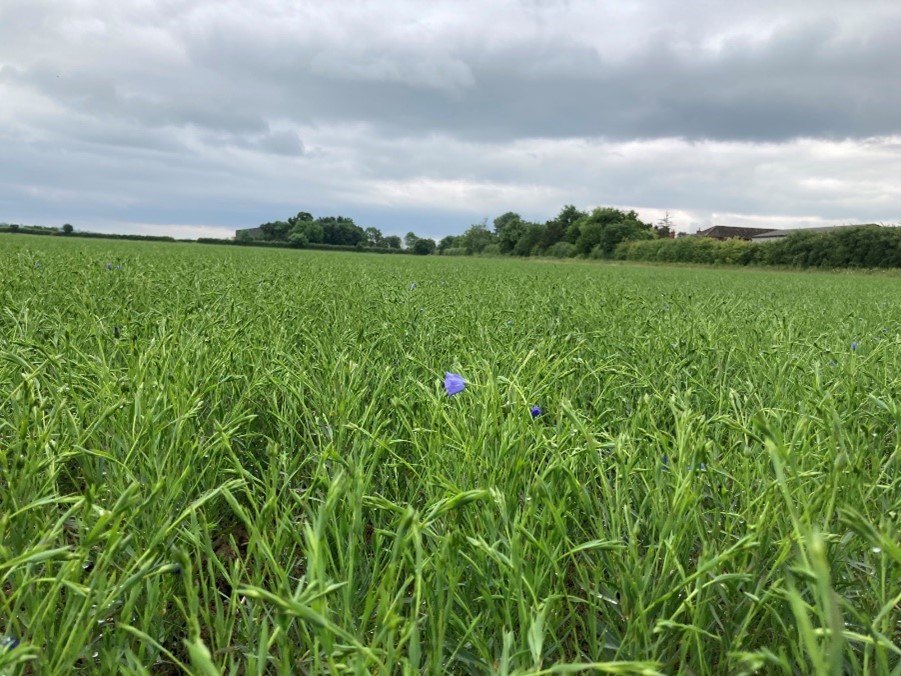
[1,0,900,240]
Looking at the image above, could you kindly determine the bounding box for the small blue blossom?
[106,262,113,270]
[662,454,670,470]
[506,320,513,326]
[851,341,859,352]
[444,372,465,396]
[0,636,19,651]
[530,405,541,418]
[409,282,417,290]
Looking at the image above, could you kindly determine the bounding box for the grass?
[0,234,899,674]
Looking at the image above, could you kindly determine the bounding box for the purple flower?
[530,405,541,418]
[444,372,465,396]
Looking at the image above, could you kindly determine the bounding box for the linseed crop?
[1,235,899,674]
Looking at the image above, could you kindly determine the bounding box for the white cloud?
[1,0,900,238]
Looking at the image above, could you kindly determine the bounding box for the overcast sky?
[2,0,900,239]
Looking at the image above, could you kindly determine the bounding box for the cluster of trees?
[242,212,444,254]
[243,205,672,257]
[436,206,671,258]
[0,223,175,242]
[616,225,901,269]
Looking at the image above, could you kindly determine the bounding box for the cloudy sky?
[2,0,900,239]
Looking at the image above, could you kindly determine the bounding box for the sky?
[2,0,900,240]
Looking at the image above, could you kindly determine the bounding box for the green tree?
[513,222,544,256]
[260,220,291,241]
[289,220,324,246]
[318,216,365,246]
[404,232,420,250]
[383,235,402,249]
[541,205,584,247]
[412,238,436,255]
[437,235,461,253]
[287,211,314,227]
[459,222,495,254]
[62,223,74,235]
[574,207,654,257]
[493,212,526,254]
[364,227,384,247]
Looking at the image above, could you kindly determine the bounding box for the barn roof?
[695,225,777,239]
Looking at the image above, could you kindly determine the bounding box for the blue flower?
[444,372,465,396]
[851,341,859,352]
[530,405,541,418]
[409,282,417,290]
[0,636,19,651]
[106,262,113,270]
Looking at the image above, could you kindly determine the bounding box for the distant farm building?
[235,227,265,241]
[694,226,776,240]
[749,224,881,243]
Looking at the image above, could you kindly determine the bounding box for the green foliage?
[549,204,587,247]
[513,223,545,256]
[436,235,460,253]
[289,220,324,247]
[62,223,74,235]
[574,208,654,257]
[412,237,437,255]
[0,237,899,673]
[493,212,526,254]
[618,226,901,270]
[545,241,576,258]
[459,222,496,255]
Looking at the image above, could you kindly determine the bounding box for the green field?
[1,235,899,674]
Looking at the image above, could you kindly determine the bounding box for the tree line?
[617,224,901,269]
[241,206,673,258]
[243,207,901,270]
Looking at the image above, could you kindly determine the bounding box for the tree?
[289,220,324,246]
[364,227,384,247]
[574,207,654,257]
[544,205,585,247]
[383,235,402,249]
[287,211,313,227]
[404,232,420,250]
[260,220,291,241]
[412,238,436,255]
[318,216,365,246]
[62,223,74,235]
[493,212,526,254]
[437,235,461,253]
[459,222,496,254]
[654,211,673,239]
[513,222,544,256]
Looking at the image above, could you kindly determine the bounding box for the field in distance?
[1,235,899,674]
